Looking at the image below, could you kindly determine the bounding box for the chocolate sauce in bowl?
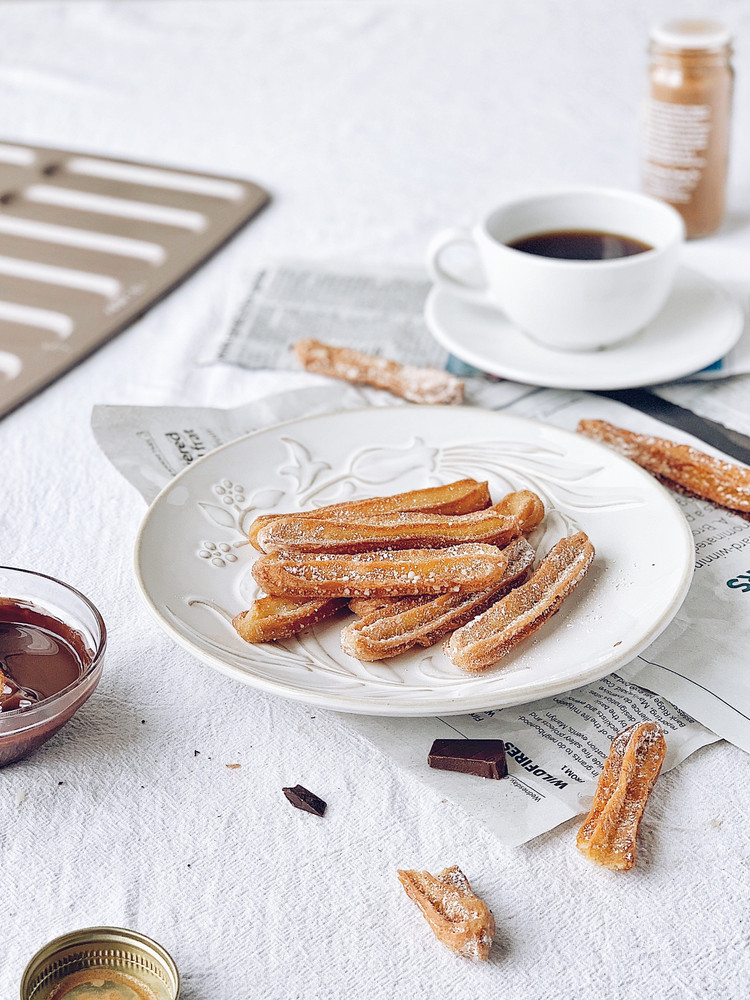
[0,600,87,711]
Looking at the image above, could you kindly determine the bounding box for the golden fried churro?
[232,596,347,643]
[576,722,666,871]
[445,531,594,672]
[252,543,510,598]
[256,503,523,554]
[397,866,495,961]
[341,538,535,660]
[248,478,491,551]
[577,419,750,515]
[293,338,464,405]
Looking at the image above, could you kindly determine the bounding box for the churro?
[293,338,464,405]
[577,418,750,515]
[397,866,495,961]
[256,503,523,554]
[248,478,491,551]
[576,722,666,871]
[232,596,347,643]
[341,538,535,660]
[445,531,594,672]
[252,543,510,598]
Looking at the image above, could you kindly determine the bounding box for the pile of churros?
[232,478,595,672]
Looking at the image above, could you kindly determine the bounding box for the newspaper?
[97,378,750,845]
[215,261,448,372]
[213,260,750,382]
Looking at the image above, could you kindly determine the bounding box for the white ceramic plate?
[425,266,744,390]
[134,407,694,716]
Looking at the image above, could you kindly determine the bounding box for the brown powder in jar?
[642,19,733,239]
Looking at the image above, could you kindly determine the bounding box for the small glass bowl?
[0,567,106,767]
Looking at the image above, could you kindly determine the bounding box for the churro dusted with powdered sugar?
[397,866,495,961]
[293,338,464,405]
[251,543,512,599]
[576,721,666,871]
[445,532,595,672]
[577,419,750,515]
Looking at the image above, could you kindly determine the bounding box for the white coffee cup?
[426,188,685,351]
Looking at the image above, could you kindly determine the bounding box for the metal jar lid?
[20,926,180,1000]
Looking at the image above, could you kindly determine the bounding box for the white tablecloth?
[2,3,749,997]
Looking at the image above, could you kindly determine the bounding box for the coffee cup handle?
[425,227,494,307]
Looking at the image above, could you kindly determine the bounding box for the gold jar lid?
[20,927,180,1000]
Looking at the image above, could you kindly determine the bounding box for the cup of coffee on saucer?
[426,187,685,352]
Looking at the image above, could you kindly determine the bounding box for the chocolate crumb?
[282,784,327,817]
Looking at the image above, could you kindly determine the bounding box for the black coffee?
[508,229,653,260]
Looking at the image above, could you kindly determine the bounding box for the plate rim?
[133,405,696,716]
[425,266,744,391]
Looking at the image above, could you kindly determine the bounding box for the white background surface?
[2,2,749,997]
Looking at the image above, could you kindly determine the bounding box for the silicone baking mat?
[0,141,270,417]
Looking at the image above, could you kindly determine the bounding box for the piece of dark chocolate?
[428,739,508,780]
[282,784,327,817]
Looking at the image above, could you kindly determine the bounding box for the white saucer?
[425,266,745,390]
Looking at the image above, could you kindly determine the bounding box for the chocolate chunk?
[282,784,327,817]
[428,739,508,779]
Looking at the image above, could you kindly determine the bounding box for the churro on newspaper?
[252,543,511,599]
[577,419,750,516]
[293,338,464,405]
[576,722,666,871]
[341,538,535,660]
[445,532,594,672]
[232,596,347,643]
[397,866,495,961]
[248,478,491,551]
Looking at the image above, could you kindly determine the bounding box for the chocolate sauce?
[0,600,87,711]
[508,230,653,260]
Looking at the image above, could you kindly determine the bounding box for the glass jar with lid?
[642,19,733,238]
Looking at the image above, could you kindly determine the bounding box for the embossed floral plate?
[134,407,694,716]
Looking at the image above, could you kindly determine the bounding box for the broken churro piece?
[445,532,594,671]
[294,338,464,405]
[256,503,523,554]
[232,596,347,643]
[252,543,510,598]
[397,866,495,961]
[577,419,750,515]
[248,478,491,551]
[576,722,666,871]
[341,537,535,660]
